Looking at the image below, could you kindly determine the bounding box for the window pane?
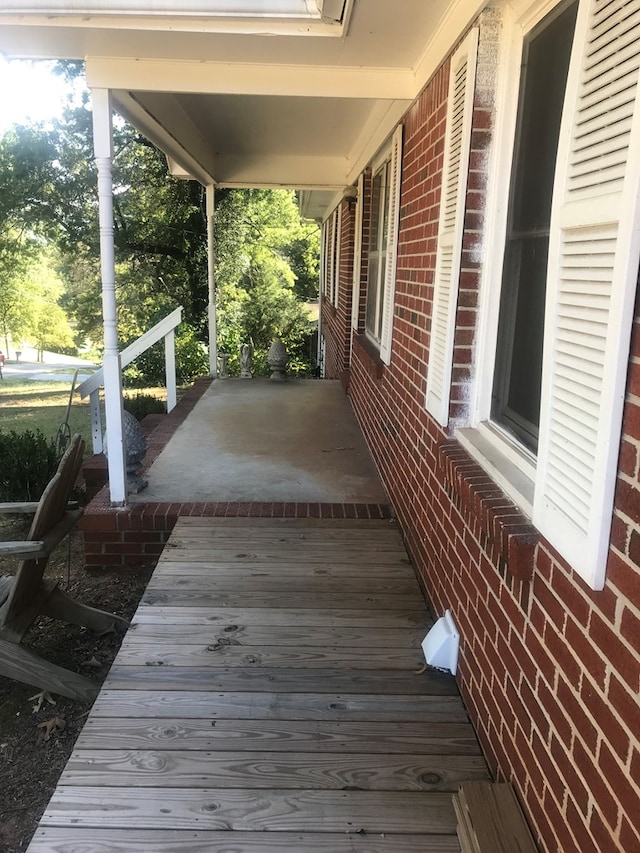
[370,171,383,252]
[366,254,380,334]
[492,0,578,452]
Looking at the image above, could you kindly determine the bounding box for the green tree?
[0,67,320,381]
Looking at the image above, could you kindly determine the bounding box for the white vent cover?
[421,609,459,675]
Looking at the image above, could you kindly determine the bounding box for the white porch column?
[92,88,127,506]
[206,184,217,378]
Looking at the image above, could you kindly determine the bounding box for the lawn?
[0,378,94,449]
[0,377,168,451]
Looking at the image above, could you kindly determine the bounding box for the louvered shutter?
[379,124,403,365]
[534,0,640,589]
[325,211,336,301]
[351,173,365,334]
[426,30,479,425]
[321,217,329,298]
[333,204,342,306]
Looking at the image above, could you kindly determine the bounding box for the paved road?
[0,348,97,382]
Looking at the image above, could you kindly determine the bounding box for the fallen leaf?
[82,656,102,669]
[29,691,56,713]
[38,715,66,741]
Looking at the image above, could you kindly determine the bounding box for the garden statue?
[240,343,253,378]
[267,337,288,381]
[104,409,149,494]
[218,352,230,378]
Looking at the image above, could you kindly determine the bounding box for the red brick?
[572,736,620,829]
[565,797,599,853]
[598,740,640,821]
[589,613,640,692]
[607,673,639,735]
[80,514,118,532]
[619,814,640,852]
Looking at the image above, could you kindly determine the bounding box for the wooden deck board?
[28,828,463,852]
[29,517,489,851]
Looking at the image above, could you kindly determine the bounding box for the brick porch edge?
[81,377,392,570]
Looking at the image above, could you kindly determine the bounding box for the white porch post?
[206,184,217,378]
[92,88,127,506]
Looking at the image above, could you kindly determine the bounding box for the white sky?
[0,58,85,132]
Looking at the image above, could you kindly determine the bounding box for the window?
[459,0,640,589]
[321,206,340,306]
[365,162,390,342]
[364,125,402,365]
[491,0,578,453]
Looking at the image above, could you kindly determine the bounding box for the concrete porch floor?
[130,379,388,505]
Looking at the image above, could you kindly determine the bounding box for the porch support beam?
[91,87,127,507]
[86,58,415,101]
[206,184,217,378]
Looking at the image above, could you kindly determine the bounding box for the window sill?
[353,332,385,382]
[456,424,535,517]
[438,437,539,582]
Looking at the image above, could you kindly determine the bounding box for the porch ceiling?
[0,0,486,216]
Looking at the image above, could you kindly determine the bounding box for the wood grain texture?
[141,589,422,609]
[131,607,429,628]
[113,644,423,669]
[90,690,469,722]
[75,719,483,755]
[39,787,458,833]
[28,516,487,851]
[125,623,426,647]
[28,828,462,852]
[61,750,488,791]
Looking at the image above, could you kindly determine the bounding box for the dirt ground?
[0,518,154,853]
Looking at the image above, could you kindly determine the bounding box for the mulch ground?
[0,517,154,852]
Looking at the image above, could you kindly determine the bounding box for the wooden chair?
[0,434,129,701]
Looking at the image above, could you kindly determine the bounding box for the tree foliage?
[0,61,320,382]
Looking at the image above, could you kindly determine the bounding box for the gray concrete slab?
[131,379,388,504]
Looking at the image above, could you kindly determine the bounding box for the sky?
[0,58,84,132]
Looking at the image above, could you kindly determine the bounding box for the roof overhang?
[0,0,487,218]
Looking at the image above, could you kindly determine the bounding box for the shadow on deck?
[28,516,490,852]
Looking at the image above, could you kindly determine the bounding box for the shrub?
[0,429,59,502]
[123,393,166,422]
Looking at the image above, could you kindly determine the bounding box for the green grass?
[0,378,168,453]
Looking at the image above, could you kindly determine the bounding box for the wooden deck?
[28,517,489,852]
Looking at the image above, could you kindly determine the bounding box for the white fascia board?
[0,13,347,37]
[112,90,216,185]
[412,0,488,95]
[214,153,348,188]
[86,57,414,100]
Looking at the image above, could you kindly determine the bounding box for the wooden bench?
[454,781,538,853]
[0,434,129,701]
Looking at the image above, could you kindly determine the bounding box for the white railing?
[77,306,183,454]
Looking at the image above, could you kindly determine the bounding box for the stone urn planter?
[267,337,288,381]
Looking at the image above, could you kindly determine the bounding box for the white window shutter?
[379,124,403,365]
[325,211,336,301]
[534,0,640,589]
[334,204,342,306]
[321,218,329,298]
[426,29,479,425]
[351,173,365,333]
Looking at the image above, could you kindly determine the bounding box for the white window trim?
[460,0,640,589]
[457,0,552,517]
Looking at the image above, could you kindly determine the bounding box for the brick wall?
[321,199,355,381]
[342,11,640,852]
